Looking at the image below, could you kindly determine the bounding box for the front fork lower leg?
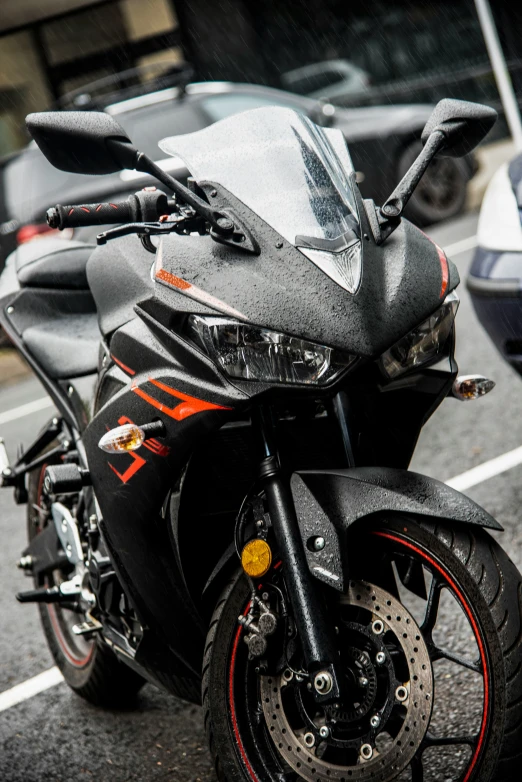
[261,456,345,704]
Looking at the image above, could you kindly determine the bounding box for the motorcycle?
[0,97,519,782]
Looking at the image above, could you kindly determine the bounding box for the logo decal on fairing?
[107,415,170,484]
[131,377,232,421]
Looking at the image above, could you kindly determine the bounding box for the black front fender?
[292,467,501,592]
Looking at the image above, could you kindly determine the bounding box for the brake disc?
[260,580,433,781]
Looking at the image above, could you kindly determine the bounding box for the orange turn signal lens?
[241,539,272,578]
[98,424,145,454]
[452,375,495,401]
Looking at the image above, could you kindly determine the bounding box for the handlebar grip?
[47,200,137,230]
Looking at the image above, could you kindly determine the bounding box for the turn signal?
[98,424,145,453]
[241,539,272,578]
[452,375,495,401]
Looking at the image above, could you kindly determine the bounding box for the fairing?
[153,106,459,358]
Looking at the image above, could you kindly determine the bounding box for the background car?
[0,80,477,270]
[281,59,372,101]
[467,157,522,375]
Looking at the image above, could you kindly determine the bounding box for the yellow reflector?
[241,539,272,578]
[98,423,145,454]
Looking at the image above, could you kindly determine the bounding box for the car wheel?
[399,140,469,226]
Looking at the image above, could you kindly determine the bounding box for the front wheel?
[203,518,522,781]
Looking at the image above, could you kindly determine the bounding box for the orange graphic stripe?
[108,451,146,484]
[132,377,232,421]
[155,268,191,290]
[436,244,449,298]
[111,355,136,376]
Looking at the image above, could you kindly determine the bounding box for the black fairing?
[290,468,501,591]
[157,182,458,357]
[86,234,155,337]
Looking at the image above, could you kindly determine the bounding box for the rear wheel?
[204,518,522,781]
[27,447,144,707]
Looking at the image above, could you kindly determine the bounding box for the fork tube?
[256,407,340,672]
[332,391,355,467]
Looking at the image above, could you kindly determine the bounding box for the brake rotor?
[260,580,433,781]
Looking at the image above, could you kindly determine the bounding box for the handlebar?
[46,190,173,230]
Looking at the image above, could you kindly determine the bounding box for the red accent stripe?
[80,206,90,213]
[229,602,259,782]
[131,377,232,421]
[373,531,490,782]
[111,355,136,376]
[110,203,119,209]
[68,208,74,216]
[436,244,449,298]
[47,602,94,667]
[108,451,146,484]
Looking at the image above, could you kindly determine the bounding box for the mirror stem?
[380,130,446,220]
[135,152,234,236]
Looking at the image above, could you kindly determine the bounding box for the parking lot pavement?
[1,211,521,781]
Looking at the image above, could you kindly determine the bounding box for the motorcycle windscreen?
[159,107,363,293]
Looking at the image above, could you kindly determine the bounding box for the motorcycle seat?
[15,238,95,290]
[23,312,100,379]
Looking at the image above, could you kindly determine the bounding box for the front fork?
[256,407,345,704]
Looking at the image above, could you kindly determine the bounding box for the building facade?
[0,0,521,156]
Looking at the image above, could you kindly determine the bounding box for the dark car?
[467,157,522,375]
[0,81,476,268]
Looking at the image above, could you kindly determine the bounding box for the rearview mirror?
[421,99,497,157]
[26,111,139,175]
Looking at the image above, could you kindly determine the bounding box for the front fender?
[292,467,501,592]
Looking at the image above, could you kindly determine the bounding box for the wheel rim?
[227,530,490,782]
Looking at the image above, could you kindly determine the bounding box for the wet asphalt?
[1,211,522,781]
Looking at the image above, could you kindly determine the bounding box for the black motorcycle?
[1,98,520,782]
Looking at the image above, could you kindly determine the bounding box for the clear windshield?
[159,106,360,247]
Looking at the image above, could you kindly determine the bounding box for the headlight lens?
[188,315,357,385]
[381,290,459,379]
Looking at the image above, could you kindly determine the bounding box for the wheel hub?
[260,580,433,781]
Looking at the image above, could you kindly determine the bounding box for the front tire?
[204,518,522,781]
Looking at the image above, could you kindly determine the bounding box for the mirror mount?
[375,98,497,244]
[380,130,445,223]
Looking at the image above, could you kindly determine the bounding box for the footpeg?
[16,574,81,603]
[72,616,102,636]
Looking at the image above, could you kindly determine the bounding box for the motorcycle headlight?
[381,290,459,379]
[188,315,357,385]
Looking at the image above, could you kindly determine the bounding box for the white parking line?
[446,445,522,492]
[0,397,54,426]
[443,234,478,256]
[0,667,63,713]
